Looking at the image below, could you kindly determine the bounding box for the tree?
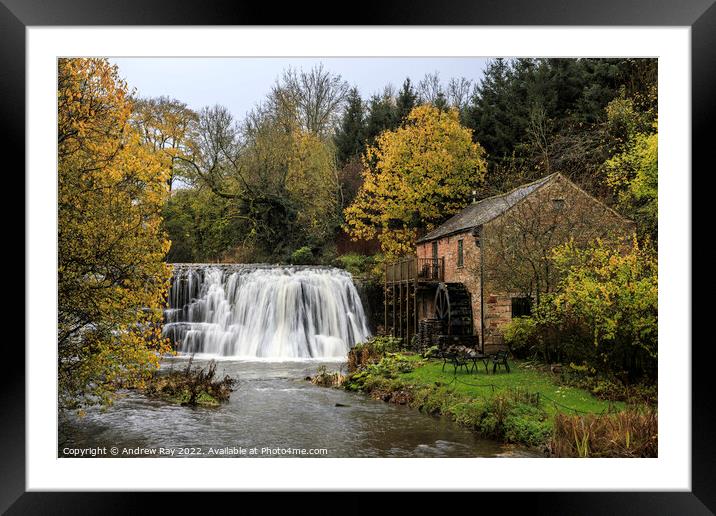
[364,90,399,145]
[162,187,249,263]
[396,78,419,122]
[547,238,657,378]
[131,96,198,190]
[480,176,634,305]
[269,64,350,136]
[334,87,366,167]
[183,99,341,260]
[344,105,487,257]
[287,131,341,247]
[461,58,657,203]
[603,91,658,243]
[58,58,172,409]
[418,71,444,105]
[464,58,518,162]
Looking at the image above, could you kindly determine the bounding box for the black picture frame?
[5,0,711,512]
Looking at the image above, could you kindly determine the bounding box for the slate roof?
[416,173,557,243]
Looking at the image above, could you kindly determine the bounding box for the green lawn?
[399,355,622,416]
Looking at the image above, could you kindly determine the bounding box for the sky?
[110,57,491,121]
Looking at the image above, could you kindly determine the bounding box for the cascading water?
[163,264,371,359]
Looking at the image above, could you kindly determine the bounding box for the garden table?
[467,353,490,374]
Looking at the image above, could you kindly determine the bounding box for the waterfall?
[163,264,371,359]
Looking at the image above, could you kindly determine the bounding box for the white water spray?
[163,265,371,359]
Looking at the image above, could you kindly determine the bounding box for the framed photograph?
[7,0,711,511]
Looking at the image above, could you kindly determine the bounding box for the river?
[59,356,531,458]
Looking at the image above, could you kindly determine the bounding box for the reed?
[550,406,657,457]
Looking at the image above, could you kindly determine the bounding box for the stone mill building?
[383,172,635,354]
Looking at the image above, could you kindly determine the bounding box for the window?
[432,241,438,261]
[471,226,482,247]
[511,297,532,317]
[552,198,565,210]
[457,239,464,267]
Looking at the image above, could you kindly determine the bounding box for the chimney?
[472,190,477,203]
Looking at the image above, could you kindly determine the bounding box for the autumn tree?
[58,58,172,409]
[604,92,658,243]
[131,96,198,189]
[180,99,341,260]
[541,238,658,378]
[344,105,487,257]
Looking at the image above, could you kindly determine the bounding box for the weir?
[163,264,371,359]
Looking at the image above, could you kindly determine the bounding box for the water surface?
[59,357,531,458]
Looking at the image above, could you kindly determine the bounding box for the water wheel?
[434,283,473,336]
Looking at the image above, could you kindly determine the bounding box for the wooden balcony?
[385,256,444,285]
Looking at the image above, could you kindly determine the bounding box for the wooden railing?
[385,256,444,284]
[417,257,444,281]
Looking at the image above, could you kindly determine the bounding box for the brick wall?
[416,230,483,345]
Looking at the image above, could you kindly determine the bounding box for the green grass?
[399,355,623,417]
[337,346,632,451]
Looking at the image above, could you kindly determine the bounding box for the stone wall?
[353,278,384,334]
[480,174,635,349]
[413,173,634,354]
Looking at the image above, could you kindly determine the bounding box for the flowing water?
[59,265,535,458]
[163,265,371,359]
[59,357,530,458]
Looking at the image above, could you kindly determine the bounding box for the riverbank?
[311,339,657,457]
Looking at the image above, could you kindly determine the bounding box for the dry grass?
[347,344,382,373]
[550,406,657,457]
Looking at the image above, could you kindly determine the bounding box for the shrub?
[142,358,237,406]
[290,246,315,265]
[503,316,538,358]
[421,345,440,359]
[347,336,404,372]
[547,238,658,380]
[519,238,658,380]
[411,385,553,449]
[503,404,552,447]
[559,364,657,405]
[334,253,375,276]
[310,365,346,387]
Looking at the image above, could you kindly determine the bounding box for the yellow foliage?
[286,131,340,243]
[344,105,486,258]
[58,58,172,408]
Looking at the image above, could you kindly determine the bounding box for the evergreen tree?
[364,91,399,144]
[433,91,449,111]
[334,87,366,166]
[396,78,418,122]
[464,58,519,160]
[461,57,657,202]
